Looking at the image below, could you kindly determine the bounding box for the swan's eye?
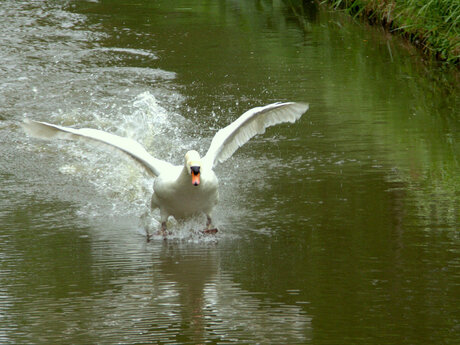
[191,166,200,175]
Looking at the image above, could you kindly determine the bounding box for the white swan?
[22,102,309,238]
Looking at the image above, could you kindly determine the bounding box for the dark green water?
[0,1,458,344]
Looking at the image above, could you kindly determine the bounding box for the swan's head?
[185,150,201,186]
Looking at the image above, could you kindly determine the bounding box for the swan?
[22,102,309,239]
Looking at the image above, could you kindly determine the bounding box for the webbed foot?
[201,228,218,235]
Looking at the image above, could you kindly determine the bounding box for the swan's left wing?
[22,120,173,177]
[203,102,309,168]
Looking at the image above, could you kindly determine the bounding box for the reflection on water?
[152,245,310,344]
[1,208,311,344]
[0,0,458,344]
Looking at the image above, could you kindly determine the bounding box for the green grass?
[323,0,460,65]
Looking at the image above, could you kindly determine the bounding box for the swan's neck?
[178,165,193,185]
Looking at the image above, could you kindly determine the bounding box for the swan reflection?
[148,243,311,343]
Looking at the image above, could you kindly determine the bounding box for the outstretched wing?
[203,102,309,168]
[21,120,173,177]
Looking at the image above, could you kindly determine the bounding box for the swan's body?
[22,102,309,238]
[150,151,219,222]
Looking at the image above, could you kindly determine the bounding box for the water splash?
[1,0,247,240]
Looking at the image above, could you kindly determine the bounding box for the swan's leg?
[158,208,169,238]
[146,229,151,242]
[203,214,218,234]
[160,221,167,236]
[150,193,168,238]
[206,214,213,229]
[145,219,166,241]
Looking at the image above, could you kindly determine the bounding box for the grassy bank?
[322,0,459,65]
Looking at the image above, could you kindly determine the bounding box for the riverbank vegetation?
[322,0,459,65]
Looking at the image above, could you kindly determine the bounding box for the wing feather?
[21,120,172,177]
[203,102,308,167]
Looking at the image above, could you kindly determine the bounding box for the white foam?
[93,47,157,59]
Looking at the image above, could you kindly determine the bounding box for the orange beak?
[192,172,200,186]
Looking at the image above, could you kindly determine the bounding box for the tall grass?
[323,0,460,65]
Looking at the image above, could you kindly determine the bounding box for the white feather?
[203,102,309,167]
[21,119,173,177]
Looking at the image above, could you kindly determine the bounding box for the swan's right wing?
[22,120,173,177]
[203,102,309,168]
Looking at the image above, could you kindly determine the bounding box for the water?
[0,0,458,344]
